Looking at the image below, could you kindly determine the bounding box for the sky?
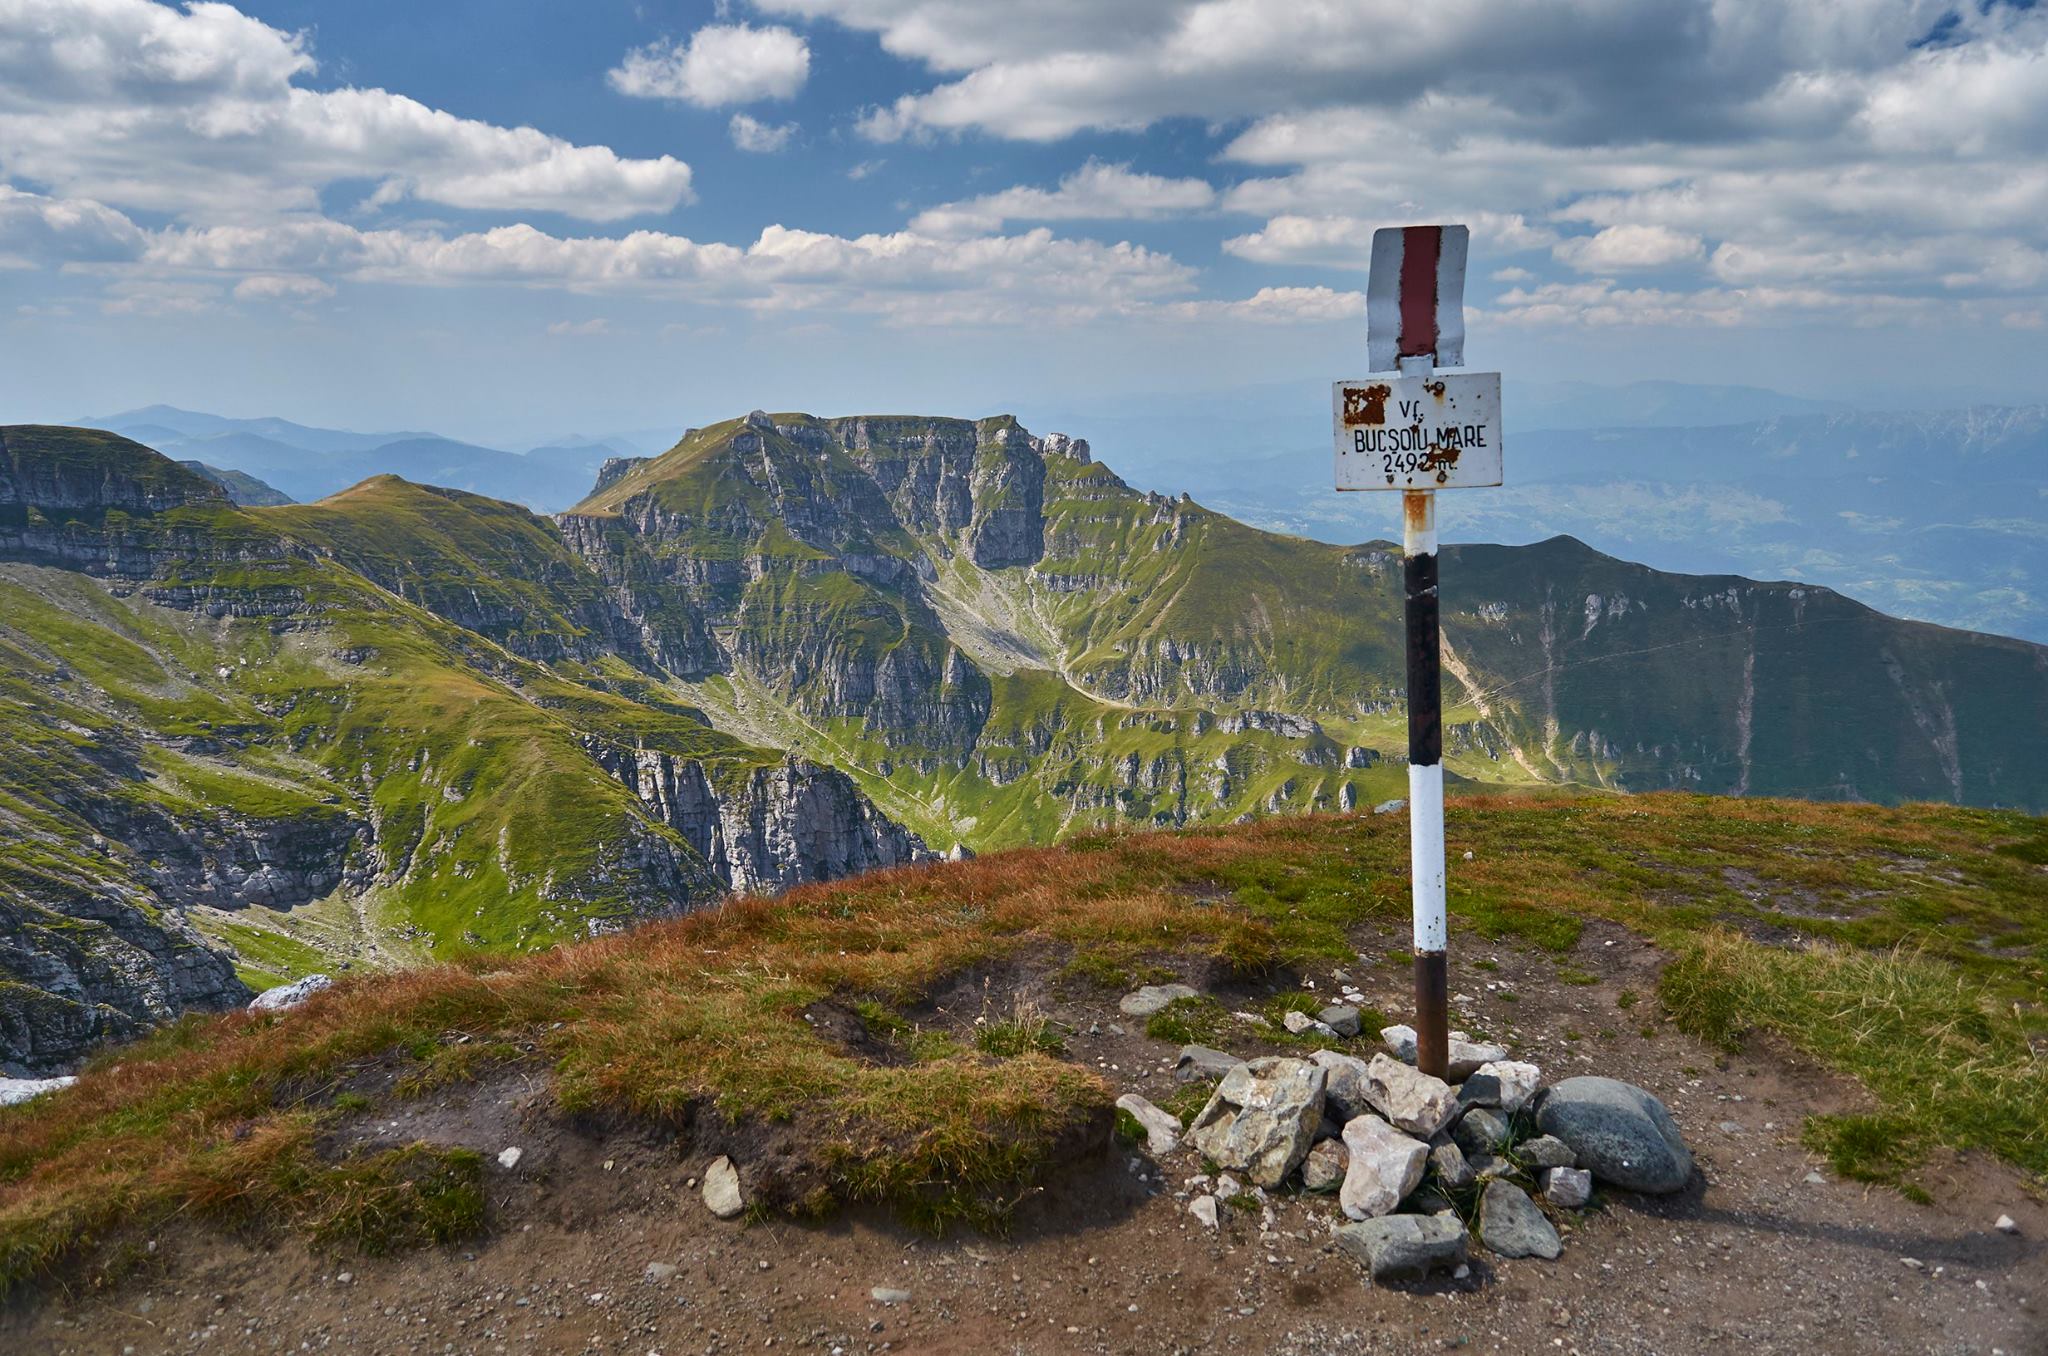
[3,0,2047,447]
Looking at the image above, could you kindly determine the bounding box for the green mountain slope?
[0,427,927,1074]
[563,412,2048,850]
[4,414,2043,1073]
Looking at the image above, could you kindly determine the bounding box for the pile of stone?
[1118,1020,1693,1286]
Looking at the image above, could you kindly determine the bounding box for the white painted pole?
[1402,485,1449,1078]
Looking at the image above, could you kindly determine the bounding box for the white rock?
[1115,1093,1183,1156]
[1446,1038,1510,1082]
[701,1156,744,1220]
[249,974,333,1012]
[1185,1057,1327,1188]
[1339,1114,1428,1220]
[1379,1024,1418,1062]
[496,1146,523,1169]
[1473,1060,1542,1114]
[0,1076,77,1107]
[1542,1166,1593,1209]
[870,1287,912,1305]
[1189,1196,1220,1229]
[1995,1214,2019,1234]
[1362,1052,1458,1138]
[1282,1010,1315,1035]
[643,1262,678,1284]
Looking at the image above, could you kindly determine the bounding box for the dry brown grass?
[3,791,2042,1290]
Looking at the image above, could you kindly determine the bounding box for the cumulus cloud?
[910,160,1215,235]
[764,0,2048,325]
[0,186,147,268]
[232,272,333,302]
[1553,225,1705,273]
[609,24,811,107]
[0,0,693,222]
[729,113,798,153]
[132,217,1199,326]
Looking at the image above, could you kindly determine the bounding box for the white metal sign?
[1332,371,1502,490]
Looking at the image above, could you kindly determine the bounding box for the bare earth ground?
[7,919,2044,1356]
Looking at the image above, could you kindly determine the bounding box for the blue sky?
[3,0,2046,446]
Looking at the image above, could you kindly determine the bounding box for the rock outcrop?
[587,742,930,892]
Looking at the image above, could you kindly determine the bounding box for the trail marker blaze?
[1333,223,1505,1083]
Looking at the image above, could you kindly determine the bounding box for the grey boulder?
[1335,1214,1468,1283]
[1318,1004,1362,1037]
[1536,1076,1693,1195]
[1186,1057,1326,1187]
[1309,1048,1374,1121]
[1121,983,1200,1017]
[1429,1140,1475,1190]
[1175,1045,1242,1082]
[1300,1137,1348,1192]
[1519,1135,1578,1170]
[1453,1107,1510,1157]
[1479,1180,1561,1260]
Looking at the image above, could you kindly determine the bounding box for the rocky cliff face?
[0,425,936,1073]
[0,897,250,1076]
[586,741,928,893]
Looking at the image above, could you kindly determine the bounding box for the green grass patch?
[1662,930,2047,1177]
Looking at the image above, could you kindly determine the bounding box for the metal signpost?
[1332,223,1503,1082]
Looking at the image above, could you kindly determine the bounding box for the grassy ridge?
[3,793,2040,1292]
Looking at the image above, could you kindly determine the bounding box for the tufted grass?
[3,792,2043,1292]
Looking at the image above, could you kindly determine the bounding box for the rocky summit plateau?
[4,415,2048,1074]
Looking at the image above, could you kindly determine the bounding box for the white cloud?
[609,24,810,107]
[1553,225,1705,273]
[1162,285,1363,324]
[729,113,798,153]
[232,272,333,302]
[100,278,221,316]
[135,218,1199,325]
[795,0,1957,143]
[762,0,2048,326]
[910,160,1215,235]
[0,185,146,268]
[0,0,693,222]
[546,318,610,336]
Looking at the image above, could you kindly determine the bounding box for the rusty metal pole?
[1403,486,1449,1081]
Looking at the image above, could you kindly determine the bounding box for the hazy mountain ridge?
[1151,405,2048,645]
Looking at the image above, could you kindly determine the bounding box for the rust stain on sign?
[1341,383,1393,427]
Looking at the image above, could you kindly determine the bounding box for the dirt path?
[8,922,2044,1356]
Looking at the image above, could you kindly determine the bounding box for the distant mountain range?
[1025,397,2048,645]
[77,386,2042,644]
[81,405,681,511]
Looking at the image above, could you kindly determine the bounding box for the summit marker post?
[1332,223,1503,1082]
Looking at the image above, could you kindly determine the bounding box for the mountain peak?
[0,424,229,513]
